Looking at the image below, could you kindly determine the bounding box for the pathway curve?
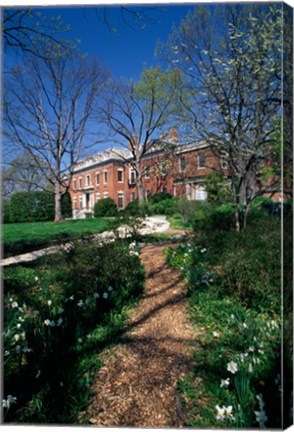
[81,243,196,427]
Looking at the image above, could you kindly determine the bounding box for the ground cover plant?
[3,238,145,423]
[3,218,119,257]
[165,206,283,428]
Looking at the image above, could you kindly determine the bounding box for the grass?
[3,218,119,257]
[167,213,193,231]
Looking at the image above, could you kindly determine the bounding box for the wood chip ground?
[80,242,198,428]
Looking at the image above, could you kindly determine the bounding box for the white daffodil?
[47,300,52,306]
[215,405,225,420]
[103,292,108,299]
[224,405,233,419]
[212,331,220,338]
[2,395,17,409]
[220,378,230,388]
[227,361,238,374]
[11,301,18,309]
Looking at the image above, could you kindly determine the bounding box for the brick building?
[69,129,226,219]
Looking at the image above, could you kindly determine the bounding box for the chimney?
[169,127,179,144]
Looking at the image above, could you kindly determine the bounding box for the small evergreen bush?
[94,197,117,217]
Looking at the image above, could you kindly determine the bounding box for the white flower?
[212,331,220,338]
[248,363,253,373]
[44,319,51,326]
[11,301,18,309]
[47,300,52,306]
[224,405,233,418]
[256,393,265,409]
[2,395,17,409]
[243,322,248,328]
[227,361,238,374]
[215,405,225,420]
[108,286,113,291]
[230,314,235,320]
[35,276,39,282]
[93,292,100,299]
[16,323,21,329]
[77,300,84,307]
[103,292,108,299]
[258,349,265,355]
[200,248,207,253]
[14,334,20,342]
[249,346,255,352]
[77,338,82,343]
[220,378,230,388]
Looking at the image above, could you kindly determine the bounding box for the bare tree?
[158,4,284,230]
[3,8,72,59]
[4,48,109,221]
[100,66,180,202]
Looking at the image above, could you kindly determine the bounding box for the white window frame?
[118,192,124,209]
[118,169,124,183]
[179,156,186,173]
[73,198,77,209]
[86,174,91,186]
[198,152,206,169]
[130,192,136,202]
[145,165,150,179]
[196,184,207,201]
[96,172,100,185]
[73,179,77,190]
[79,196,83,209]
[103,192,108,199]
[130,169,136,185]
[79,177,82,189]
[96,193,100,202]
[103,170,108,184]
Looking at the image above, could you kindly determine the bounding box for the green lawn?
[2,218,117,257]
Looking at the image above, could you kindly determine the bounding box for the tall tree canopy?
[4,47,109,221]
[100,66,181,201]
[158,3,285,230]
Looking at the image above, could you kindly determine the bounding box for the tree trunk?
[243,202,251,230]
[54,181,63,222]
[136,162,145,203]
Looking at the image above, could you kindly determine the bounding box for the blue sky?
[5,4,194,80]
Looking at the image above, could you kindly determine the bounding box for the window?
[73,198,77,209]
[179,157,186,173]
[118,169,123,183]
[118,192,124,209]
[130,192,136,202]
[96,193,100,202]
[198,152,206,169]
[104,170,108,184]
[79,196,83,209]
[161,161,167,176]
[86,175,91,186]
[130,169,136,184]
[196,184,207,201]
[96,172,100,185]
[146,190,151,199]
[79,177,82,189]
[220,151,228,170]
[73,179,77,190]
[103,192,108,199]
[145,165,150,178]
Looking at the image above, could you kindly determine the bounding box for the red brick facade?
[69,136,225,218]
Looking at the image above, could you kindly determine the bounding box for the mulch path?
[81,242,197,428]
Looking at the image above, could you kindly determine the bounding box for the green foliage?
[61,192,72,218]
[149,198,177,215]
[3,239,145,423]
[148,191,173,204]
[166,211,282,428]
[3,200,12,224]
[94,197,118,217]
[177,197,197,223]
[204,172,231,205]
[9,191,55,223]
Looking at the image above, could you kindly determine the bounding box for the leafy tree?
[158,4,285,230]
[204,172,230,205]
[100,66,181,202]
[4,48,108,222]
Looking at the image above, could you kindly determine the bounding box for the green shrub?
[9,192,55,223]
[177,197,197,223]
[149,191,172,204]
[3,200,12,224]
[149,197,177,215]
[94,197,117,217]
[123,199,150,217]
[3,238,145,423]
[61,192,72,218]
[204,171,231,204]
